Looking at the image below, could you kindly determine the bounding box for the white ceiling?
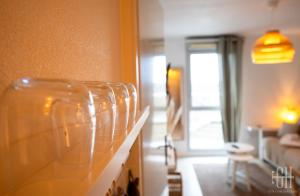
[161,0,300,37]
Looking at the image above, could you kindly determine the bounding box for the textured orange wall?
[0,0,122,93]
[119,0,139,85]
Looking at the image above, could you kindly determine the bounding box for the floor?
[177,156,298,196]
[177,156,229,196]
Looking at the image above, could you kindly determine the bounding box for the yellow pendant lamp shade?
[252,30,295,64]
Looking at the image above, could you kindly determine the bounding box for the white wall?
[239,34,300,155]
[165,37,186,66]
[164,34,300,154]
[241,34,300,129]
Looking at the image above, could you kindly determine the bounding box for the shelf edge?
[88,106,150,196]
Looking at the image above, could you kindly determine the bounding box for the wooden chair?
[164,98,183,195]
[165,135,182,196]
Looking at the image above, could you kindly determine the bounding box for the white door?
[140,51,168,196]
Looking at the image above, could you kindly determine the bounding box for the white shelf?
[86,106,150,195]
[9,107,149,195]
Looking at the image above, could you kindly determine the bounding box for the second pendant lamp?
[252,0,295,64]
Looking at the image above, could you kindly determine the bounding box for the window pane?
[189,110,224,150]
[152,55,167,108]
[150,123,167,147]
[152,111,167,123]
[150,55,167,145]
[190,53,220,107]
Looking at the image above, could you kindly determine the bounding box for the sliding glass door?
[187,44,224,151]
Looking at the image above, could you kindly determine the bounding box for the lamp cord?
[269,6,274,30]
[268,0,280,30]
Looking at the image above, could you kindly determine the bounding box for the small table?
[225,143,255,191]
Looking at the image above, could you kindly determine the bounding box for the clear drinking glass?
[81,81,116,156]
[126,83,137,130]
[106,82,129,141]
[0,78,96,195]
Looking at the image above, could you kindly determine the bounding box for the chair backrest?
[165,135,177,173]
[167,99,176,131]
[165,97,182,173]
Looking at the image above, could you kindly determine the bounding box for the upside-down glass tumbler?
[0,78,96,195]
[82,81,116,155]
[106,82,129,141]
[126,83,137,131]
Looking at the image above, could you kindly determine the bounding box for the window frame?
[186,40,224,152]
